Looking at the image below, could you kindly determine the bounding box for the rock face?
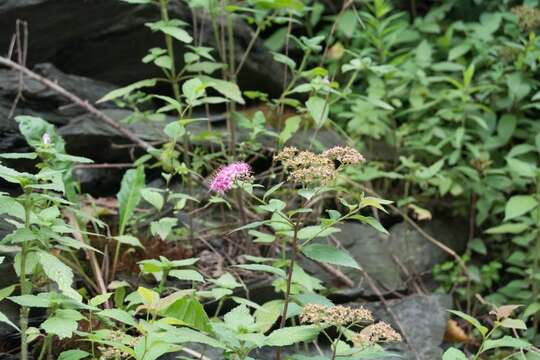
[300,220,467,299]
[0,0,284,96]
[357,294,452,360]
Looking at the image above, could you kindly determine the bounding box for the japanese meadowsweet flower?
[209,162,251,194]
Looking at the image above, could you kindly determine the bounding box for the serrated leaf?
[302,244,359,269]
[41,309,84,339]
[38,251,80,301]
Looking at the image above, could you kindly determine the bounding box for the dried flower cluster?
[98,331,138,359]
[300,303,373,326]
[352,322,402,346]
[209,162,252,193]
[511,6,540,32]
[275,146,364,185]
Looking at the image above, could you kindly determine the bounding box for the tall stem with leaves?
[19,189,32,360]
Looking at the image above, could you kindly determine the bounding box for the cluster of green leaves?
[315,0,540,341]
[444,305,538,359]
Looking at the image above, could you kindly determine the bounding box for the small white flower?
[42,133,51,145]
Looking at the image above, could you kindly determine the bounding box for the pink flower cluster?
[209,162,251,194]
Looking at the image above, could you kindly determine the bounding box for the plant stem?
[276,224,299,360]
[157,269,169,295]
[20,191,32,360]
[37,335,51,360]
[159,0,181,101]
[532,174,540,333]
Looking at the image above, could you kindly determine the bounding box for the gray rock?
[0,63,118,153]
[355,294,452,360]
[0,0,284,96]
[300,220,467,298]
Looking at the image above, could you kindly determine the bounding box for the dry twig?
[0,55,154,151]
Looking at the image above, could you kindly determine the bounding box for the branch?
[0,55,154,152]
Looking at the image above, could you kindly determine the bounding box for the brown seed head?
[352,321,402,347]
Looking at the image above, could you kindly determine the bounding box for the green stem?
[533,174,540,332]
[157,269,169,295]
[19,191,32,360]
[276,224,299,360]
[37,335,51,360]
[159,0,181,101]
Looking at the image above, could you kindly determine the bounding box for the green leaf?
[9,294,51,308]
[113,235,144,248]
[500,318,527,330]
[150,217,177,241]
[254,300,283,332]
[0,195,25,220]
[306,96,328,129]
[146,20,193,43]
[504,195,538,221]
[350,215,389,234]
[198,76,245,104]
[163,122,186,142]
[58,350,90,360]
[485,223,528,235]
[235,264,286,278]
[279,116,302,144]
[89,293,112,307]
[38,251,81,301]
[506,158,536,178]
[209,272,241,289]
[138,287,160,308]
[442,348,467,360]
[182,77,206,103]
[41,309,84,339]
[161,296,211,332]
[97,79,157,103]
[302,244,359,269]
[0,285,16,302]
[448,310,488,337]
[169,269,205,283]
[98,308,137,326]
[117,166,145,234]
[141,189,164,211]
[0,311,20,331]
[265,325,319,346]
[297,225,340,240]
[481,336,530,352]
[223,304,255,331]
